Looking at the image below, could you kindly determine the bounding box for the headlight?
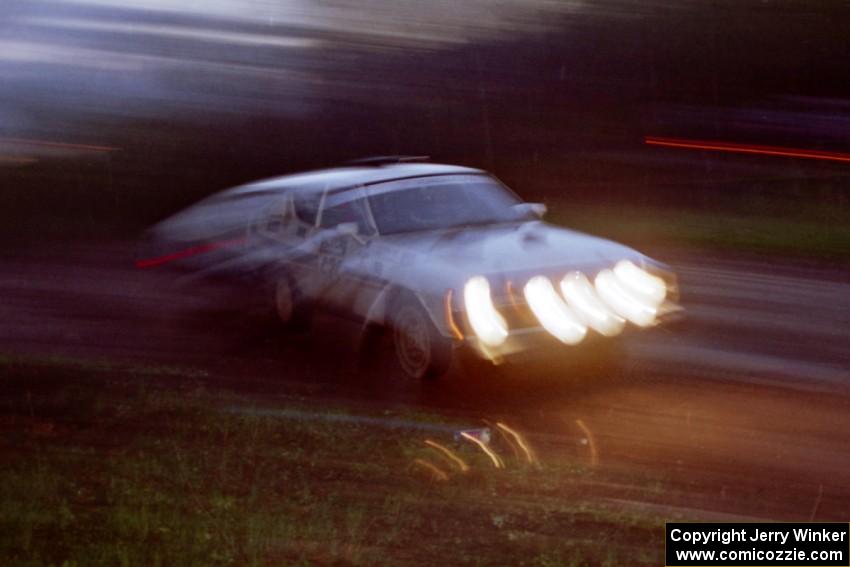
[594,269,657,327]
[463,276,508,347]
[560,271,625,337]
[613,260,667,305]
[524,276,587,344]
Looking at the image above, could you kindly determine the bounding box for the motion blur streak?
[524,276,587,345]
[412,458,449,482]
[135,238,246,269]
[0,138,118,153]
[463,277,508,347]
[560,272,625,337]
[645,136,850,164]
[44,0,582,46]
[424,439,469,472]
[574,419,599,468]
[461,432,504,469]
[496,423,539,467]
[594,269,657,327]
[25,18,321,50]
[443,290,464,341]
[491,423,522,460]
[0,156,37,165]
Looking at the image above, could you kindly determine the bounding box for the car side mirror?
[336,222,359,236]
[530,203,547,218]
[513,202,547,219]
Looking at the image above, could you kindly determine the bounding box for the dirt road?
[2,240,849,522]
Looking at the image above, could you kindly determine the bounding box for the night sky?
[2,1,849,230]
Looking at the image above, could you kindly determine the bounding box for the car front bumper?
[456,299,684,362]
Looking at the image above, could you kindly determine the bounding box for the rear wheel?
[392,297,452,380]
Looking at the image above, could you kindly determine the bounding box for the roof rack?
[346,155,430,166]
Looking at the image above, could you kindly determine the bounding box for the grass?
[0,358,667,566]
[551,203,850,259]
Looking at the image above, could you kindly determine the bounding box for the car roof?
[226,162,485,197]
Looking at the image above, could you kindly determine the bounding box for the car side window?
[319,188,375,236]
[293,189,322,226]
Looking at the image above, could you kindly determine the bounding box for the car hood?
[381,221,645,280]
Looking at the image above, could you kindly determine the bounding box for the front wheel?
[392,298,453,380]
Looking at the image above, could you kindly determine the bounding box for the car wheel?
[392,297,452,380]
[272,276,311,332]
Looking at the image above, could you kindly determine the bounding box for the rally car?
[139,157,680,379]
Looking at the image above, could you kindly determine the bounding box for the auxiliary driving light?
[524,276,587,344]
[613,260,667,305]
[463,276,508,347]
[560,271,625,337]
[594,269,657,327]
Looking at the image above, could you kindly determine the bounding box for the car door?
[247,189,319,282]
[314,186,377,312]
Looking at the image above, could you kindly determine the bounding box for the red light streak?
[645,136,850,164]
[135,237,246,269]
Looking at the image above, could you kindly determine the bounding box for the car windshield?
[367,174,527,235]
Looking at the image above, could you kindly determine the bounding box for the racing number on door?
[318,237,346,278]
[319,255,341,277]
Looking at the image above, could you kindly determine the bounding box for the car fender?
[362,284,451,338]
